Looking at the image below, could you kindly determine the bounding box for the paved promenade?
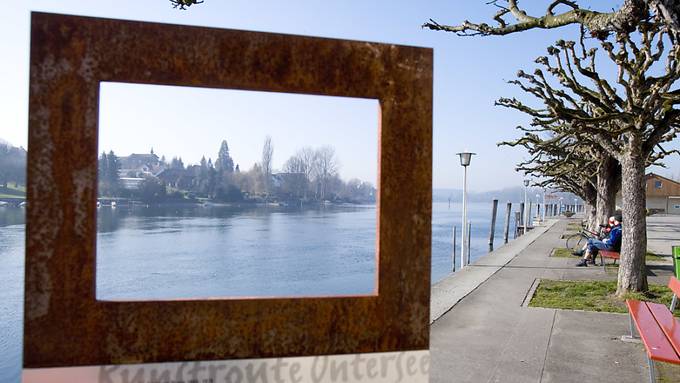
[429,216,679,383]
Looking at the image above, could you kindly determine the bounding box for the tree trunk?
[585,201,598,230]
[596,155,620,227]
[616,138,648,295]
[583,182,598,231]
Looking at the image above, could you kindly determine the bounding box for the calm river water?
[0,201,517,382]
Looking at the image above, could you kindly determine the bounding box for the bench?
[625,276,680,382]
[599,250,620,271]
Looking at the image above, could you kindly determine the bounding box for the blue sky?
[99,83,379,183]
[1,0,678,190]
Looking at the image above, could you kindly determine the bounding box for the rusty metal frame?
[25,12,432,367]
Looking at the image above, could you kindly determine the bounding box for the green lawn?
[530,279,679,316]
[551,248,577,258]
[566,222,583,231]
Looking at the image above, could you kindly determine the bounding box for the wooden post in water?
[519,202,525,229]
[488,199,498,252]
[528,202,533,228]
[452,225,456,272]
[514,211,521,238]
[503,202,512,244]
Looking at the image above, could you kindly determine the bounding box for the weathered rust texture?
[25,12,433,367]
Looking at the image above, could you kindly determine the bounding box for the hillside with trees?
[0,139,26,199]
[98,137,377,205]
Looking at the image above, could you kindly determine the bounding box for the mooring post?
[452,225,457,272]
[488,199,498,252]
[519,202,525,232]
[503,202,512,244]
[528,201,533,228]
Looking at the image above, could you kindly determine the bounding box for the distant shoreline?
[95,199,376,209]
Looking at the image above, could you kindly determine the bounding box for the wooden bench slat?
[600,250,620,259]
[647,302,680,358]
[626,299,680,364]
[669,276,680,297]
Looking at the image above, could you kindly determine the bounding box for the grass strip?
[529,279,679,316]
[566,223,582,231]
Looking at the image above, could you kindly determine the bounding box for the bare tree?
[424,1,679,39]
[312,146,339,201]
[261,136,273,195]
[169,0,204,10]
[500,127,612,230]
[283,155,305,174]
[282,154,309,199]
[497,25,680,294]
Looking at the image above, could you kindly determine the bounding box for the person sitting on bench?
[576,215,622,267]
[572,216,615,257]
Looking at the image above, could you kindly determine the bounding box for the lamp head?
[523,179,530,187]
[456,152,476,167]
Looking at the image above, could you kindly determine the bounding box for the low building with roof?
[616,173,680,215]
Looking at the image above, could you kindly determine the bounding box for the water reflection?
[96,204,377,300]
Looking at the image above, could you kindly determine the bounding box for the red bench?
[599,250,620,271]
[625,276,680,382]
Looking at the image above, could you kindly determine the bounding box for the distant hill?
[433,187,579,204]
[0,139,27,188]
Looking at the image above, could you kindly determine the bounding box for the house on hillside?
[117,152,165,191]
[616,173,680,215]
[118,153,163,178]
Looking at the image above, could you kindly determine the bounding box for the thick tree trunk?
[596,155,620,227]
[616,139,648,295]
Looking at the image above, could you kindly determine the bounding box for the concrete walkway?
[429,218,678,383]
[647,214,680,257]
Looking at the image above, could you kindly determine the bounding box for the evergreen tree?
[98,151,108,196]
[170,157,185,170]
[216,140,234,173]
[199,156,209,194]
[106,150,121,196]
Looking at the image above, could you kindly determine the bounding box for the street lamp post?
[523,179,530,234]
[457,151,475,269]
